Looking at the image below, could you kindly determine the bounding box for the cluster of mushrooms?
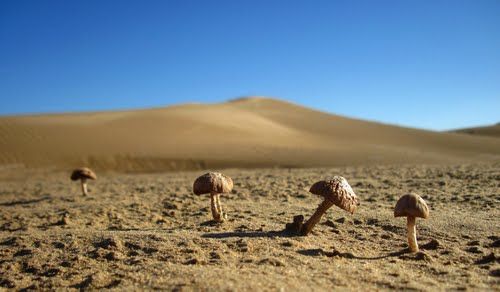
[70,168,430,253]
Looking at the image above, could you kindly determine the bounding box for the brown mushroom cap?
[394,193,429,219]
[193,172,233,195]
[309,176,359,214]
[70,167,97,181]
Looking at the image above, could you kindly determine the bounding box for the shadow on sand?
[202,229,295,239]
[297,248,409,260]
[297,238,439,260]
[0,196,51,207]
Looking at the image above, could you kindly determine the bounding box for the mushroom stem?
[407,216,418,252]
[210,192,221,222]
[215,193,226,221]
[301,199,334,235]
[81,178,88,196]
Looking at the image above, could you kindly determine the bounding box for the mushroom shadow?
[202,229,295,239]
[297,248,408,260]
[200,220,224,226]
[0,196,51,206]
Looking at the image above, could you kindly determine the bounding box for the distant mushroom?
[70,167,97,196]
[394,193,429,252]
[301,176,359,236]
[193,172,233,222]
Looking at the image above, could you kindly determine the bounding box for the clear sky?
[1,0,499,130]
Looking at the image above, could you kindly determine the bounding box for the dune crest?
[450,124,500,139]
[0,97,499,171]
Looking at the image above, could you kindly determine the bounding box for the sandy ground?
[0,163,499,290]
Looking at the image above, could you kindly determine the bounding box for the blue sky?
[1,0,499,130]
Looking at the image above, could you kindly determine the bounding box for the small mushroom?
[301,176,359,235]
[70,167,97,196]
[193,172,233,222]
[394,193,429,253]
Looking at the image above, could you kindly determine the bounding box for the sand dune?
[451,123,500,139]
[0,97,499,171]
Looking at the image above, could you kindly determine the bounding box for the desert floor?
[0,163,499,290]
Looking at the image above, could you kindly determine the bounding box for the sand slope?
[0,97,499,171]
[451,123,500,139]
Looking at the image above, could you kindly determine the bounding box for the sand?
[0,97,499,290]
[1,97,499,171]
[452,123,500,139]
[0,163,499,290]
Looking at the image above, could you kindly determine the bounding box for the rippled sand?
[0,163,499,290]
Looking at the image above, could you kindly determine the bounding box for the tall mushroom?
[193,172,233,222]
[301,176,359,236]
[70,167,97,196]
[394,193,429,253]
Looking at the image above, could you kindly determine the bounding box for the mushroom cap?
[193,172,233,195]
[394,193,429,219]
[70,167,97,181]
[309,176,359,214]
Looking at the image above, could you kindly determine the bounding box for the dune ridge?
[0,97,499,171]
[450,123,500,139]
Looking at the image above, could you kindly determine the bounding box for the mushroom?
[394,193,429,253]
[301,176,359,235]
[193,172,233,222]
[70,167,97,196]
